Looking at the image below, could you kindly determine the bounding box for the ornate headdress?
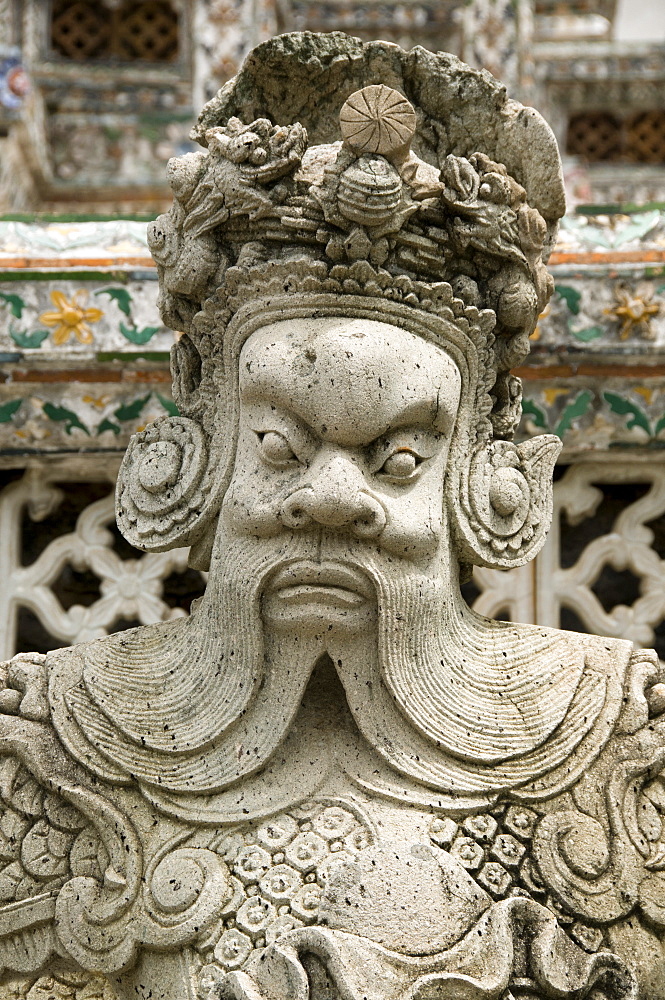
[117,32,565,572]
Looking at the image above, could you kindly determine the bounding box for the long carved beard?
[73,532,316,791]
[316,540,600,797]
[361,554,581,762]
[73,528,595,796]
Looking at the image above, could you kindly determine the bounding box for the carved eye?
[380,448,420,479]
[258,431,297,466]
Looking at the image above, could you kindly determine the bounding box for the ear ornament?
[116,416,212,551]
[453,435,561,569]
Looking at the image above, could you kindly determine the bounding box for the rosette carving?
[116,416,211,551]
[144,845,231,940]
[340,85,417,157]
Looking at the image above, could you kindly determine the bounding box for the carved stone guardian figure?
[0,31,663,1000]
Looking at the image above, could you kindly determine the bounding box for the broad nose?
[280,456,386,538]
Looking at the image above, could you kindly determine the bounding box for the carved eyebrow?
[247,402,317,452]
[384,397,454,434]
[242,383,454,445]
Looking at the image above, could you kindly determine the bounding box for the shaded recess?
[51,565,102,611]
[592,565,642,614]
[15,608,58,656]
[559,480,649,570]
[162,568,206,612]
[20,481,111,568]
[108,518,140,561]
[109,617,143,633]
[560,606,589,635]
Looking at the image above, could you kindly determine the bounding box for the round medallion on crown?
[340,85,417,156]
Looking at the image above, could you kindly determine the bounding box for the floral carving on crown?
[150,97,552,345]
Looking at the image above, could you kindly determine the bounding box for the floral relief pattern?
[0,280,170,352]
[0,389,178,450]
[0,474,202,658]
[38,291,103,345]
[606,283,661,341]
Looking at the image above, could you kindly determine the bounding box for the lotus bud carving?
[440,155,480,205]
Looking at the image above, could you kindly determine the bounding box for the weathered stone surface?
[0,29,663,1000]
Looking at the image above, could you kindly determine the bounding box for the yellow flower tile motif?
[82,394,111,409]
[605,284,660,341]
[634,386,654,405]
[39,290,103,345]
[543,387,570,407]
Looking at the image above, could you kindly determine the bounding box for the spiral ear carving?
[452,434,561,569]
[116,416,214,551]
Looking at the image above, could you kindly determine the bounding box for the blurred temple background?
[1,0,665,658]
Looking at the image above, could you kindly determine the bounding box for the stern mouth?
[265,560,375,609]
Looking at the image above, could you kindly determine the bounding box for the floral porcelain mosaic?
[0,30,663,1000]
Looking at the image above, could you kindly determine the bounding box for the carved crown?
[148,33,564,412]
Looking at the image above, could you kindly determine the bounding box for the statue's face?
[220,317,461,631]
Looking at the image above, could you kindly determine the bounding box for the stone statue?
[0,31,663,1000]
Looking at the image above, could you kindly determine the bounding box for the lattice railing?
[566,109,665,164]
[626,111,665,165]
[566,112,622,162]
[471,458,665,661]
[50,0,179,62]
[0,466,204,660]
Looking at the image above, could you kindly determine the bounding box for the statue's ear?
[451,435,561,569]
[116,416,217,552]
